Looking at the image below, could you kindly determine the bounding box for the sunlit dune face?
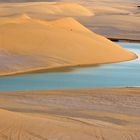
[0,2,136,76]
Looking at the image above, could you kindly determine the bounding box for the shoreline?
[108,38,140,43]
[0,53,137,77]
[1,87,140,94]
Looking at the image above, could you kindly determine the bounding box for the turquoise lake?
[0,42,140,92]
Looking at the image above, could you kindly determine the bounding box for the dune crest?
[18,14,31,20]
[0,2,94,17]
[48,17,91,32]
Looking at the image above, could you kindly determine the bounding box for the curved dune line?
[0,7,137,76]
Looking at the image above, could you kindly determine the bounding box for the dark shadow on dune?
[28,64,101,74]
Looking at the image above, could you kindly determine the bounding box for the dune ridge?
[0,14,137,76]
[0,0,139,41]
[0,2,93,17]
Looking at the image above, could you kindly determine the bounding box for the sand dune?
[47,0,140,41]
[72,0,140,41]
[0,88,140,140]
[78,14,140,41]
[0,2,93,17]
[0,1,139,41]
[0,14,136,75]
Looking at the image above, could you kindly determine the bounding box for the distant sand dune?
[0,0,139,41]
[0,2,93,17]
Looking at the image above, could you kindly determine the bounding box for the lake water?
[0,42,140,92]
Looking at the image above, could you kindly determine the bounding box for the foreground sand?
[0,2,137,76]
[0,88,140,140]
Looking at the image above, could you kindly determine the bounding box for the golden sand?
[0,3,137,76]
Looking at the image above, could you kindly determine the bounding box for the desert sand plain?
[0,0,140,140]
[0,88,140,140]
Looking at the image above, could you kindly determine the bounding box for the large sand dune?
[0,12,136,75]
[0,88,140,140]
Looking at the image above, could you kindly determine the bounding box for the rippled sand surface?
[0,88,140,140]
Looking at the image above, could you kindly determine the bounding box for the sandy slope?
[0,13,136,75]
[52,0,140,41]
[78,14,140,41]
[0,88,140,140]
[75,0,140,41]
[0,1,139,40]
[0,2,137,76]
[0,2,93,17]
